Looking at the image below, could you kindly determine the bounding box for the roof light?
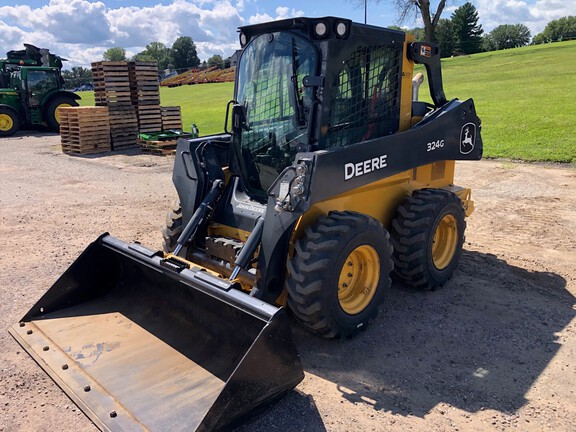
[335,22,347,37]
[314,22,328,38]
[239,32,248,47]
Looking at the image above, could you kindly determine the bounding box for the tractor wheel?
[46,96,78,131]
[286,211,393,338]
[390,189,466,290]
[0,107,20,137]
[162,199,183,253]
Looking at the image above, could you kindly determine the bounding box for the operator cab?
[232,17,405,203]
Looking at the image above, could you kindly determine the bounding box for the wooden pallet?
[59,107,111,155]
[92,61,132,107]
[136,105,162,133]
[137,138,178,156]
[161,106,183,131]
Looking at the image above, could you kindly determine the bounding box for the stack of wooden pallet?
[59,107,111,155]
[92,62,132,106]
[161,106,183,130]
[91,61,139,150]
[129,61,162,134]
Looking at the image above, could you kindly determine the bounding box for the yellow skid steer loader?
[10,17,482,431]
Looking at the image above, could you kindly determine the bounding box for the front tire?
[162,200,183,253]
[46,96,78,131]
[286,211,393,338]
[390,189,466,290]
[0,107,20,137]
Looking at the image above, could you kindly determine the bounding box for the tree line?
[63,36,232,88]
[382,1,575,58]
[103,37,231,72]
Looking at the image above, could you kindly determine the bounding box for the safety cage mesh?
[325,44,402,148]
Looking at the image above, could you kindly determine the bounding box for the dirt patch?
[1,134,575,431]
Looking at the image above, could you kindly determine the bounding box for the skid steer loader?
[10,17,482,431]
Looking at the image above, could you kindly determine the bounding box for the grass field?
[78,41,576,163]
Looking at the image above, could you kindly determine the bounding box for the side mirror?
[231,103,248,134]
[224,101,250,135]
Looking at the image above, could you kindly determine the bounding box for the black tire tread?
[390,189,466,290]
[162,199,183,252]
[0,107,20,137]
[286,211,393,338]
[46,96,79,131]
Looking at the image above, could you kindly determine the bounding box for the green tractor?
[0,44,80,137]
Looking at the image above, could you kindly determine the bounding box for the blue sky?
[1,1,573,68]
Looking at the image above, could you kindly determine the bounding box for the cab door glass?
[27,71,58,106]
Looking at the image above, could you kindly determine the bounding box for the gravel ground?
[1,133,575,431]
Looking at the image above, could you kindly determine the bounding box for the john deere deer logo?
[460,123,476,154]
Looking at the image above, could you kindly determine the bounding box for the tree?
[61,66,92,89]
[487,24,531,50]
[355,1,448,42]
[170,37,200,71]
[451,2,483,54]
[435,18,457,57]
[207,54,224,68]
[103,47,126,61]
[533,16,576,44]
[133,42,170,70]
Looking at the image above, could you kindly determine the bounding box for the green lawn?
[77,82,233,137]
[418,41,576,163]
[78,41,576,163]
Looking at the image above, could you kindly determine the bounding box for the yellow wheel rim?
[55,103,72,124]
[432,214,458,270]
[338,245,380,315]
[0,113,14,132]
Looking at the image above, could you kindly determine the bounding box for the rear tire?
[286,211,393,338]
[46,96,78,131]
[162,200,183,253]
[390,189,465,290]
[0,107,20,137]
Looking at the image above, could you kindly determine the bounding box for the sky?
[1,0,574,68]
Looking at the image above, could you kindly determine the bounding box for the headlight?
[335,22,347,37]
[239,32,248,47]
[314,22,328,38]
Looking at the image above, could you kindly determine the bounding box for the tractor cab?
[18,67,63,107]
[0,44,79,136]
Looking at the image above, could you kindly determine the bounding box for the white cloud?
[474,0,575,35]
[248,6,304,25]
[0,0,245,67]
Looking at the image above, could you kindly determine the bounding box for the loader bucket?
[9,234,304,432]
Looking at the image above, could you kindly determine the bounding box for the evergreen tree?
[451,2,483,54]
[435,18,456,57]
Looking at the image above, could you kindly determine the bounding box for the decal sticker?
[427,139,445,152]
[420,45,432,58]
[237,203,265,213]
[344,154,388,180]
[460,123,476,155]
